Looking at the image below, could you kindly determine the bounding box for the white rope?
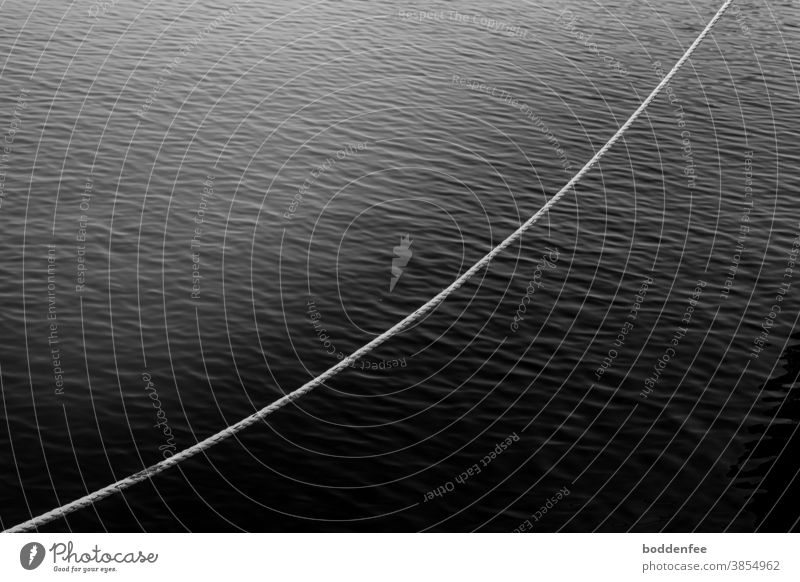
[3,0,733,533]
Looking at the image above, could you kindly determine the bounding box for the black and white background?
[1,0,799,532]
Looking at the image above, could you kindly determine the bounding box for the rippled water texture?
[1,0,799,531]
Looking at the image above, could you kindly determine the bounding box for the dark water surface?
[1,0,799,531]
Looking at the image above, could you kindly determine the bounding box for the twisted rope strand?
[3,0,733,533]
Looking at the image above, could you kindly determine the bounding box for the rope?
[3,0,733,533]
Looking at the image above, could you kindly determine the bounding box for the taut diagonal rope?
[3,0,733,533]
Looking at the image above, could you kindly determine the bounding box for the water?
[1,0,798,532]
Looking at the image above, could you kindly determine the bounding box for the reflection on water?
[733,331,800,531]
[0,0,798,531]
